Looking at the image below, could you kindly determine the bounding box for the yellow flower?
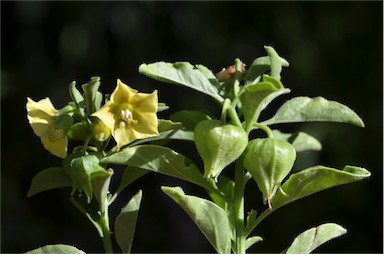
[26,97,68,158]
[92,79,159,149]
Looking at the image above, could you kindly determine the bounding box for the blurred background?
[1,1,382,253]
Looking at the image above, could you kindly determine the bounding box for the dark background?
[1,1,382,253]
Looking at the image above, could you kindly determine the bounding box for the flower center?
[120,108,138,127]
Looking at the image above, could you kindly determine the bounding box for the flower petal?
[26,97,57,137]
[41,135,68,158]
[92,102,117,132]
[111,79,138,104]
[130,90,158,113]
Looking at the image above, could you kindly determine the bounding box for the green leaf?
[265,46,285,81]
[195,64,222,91]
[27,167,72,197]
[272,130,322,152]
[262,96,365,127]
[271,165,371,210]
[115,190,143,254]
[285,223,347,254]
[68,81,85,116]
[170,110,212,130]
[130,128,194,146]
[240,75,290,125]
[162,186,231,254]
[158,119,183,132]
[26,244,85,254]
[82,76,101,115]
[116,167,149,194]
[139,62,224,103]
[245,236,263,250]
[245,55,289,86]
[102,145,220,195]
[157,102,169,112]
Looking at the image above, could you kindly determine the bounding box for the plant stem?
[100,206,114,253]
[234,160,246,254]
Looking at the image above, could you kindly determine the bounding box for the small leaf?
[101,145,220,195]
[245,209,257,237]
[245,55,289,86]
[271,165,371,210]
[272,130,322,152]
[116,167,149,194]
[162,186,231,254]
[170,110,212,130]
[139,62,224,102]
[27,167,72,197]
[26,244,85,254]
[115,190,143,254]
[157,102,169,112]
[263,96,365,127]
[285,223,347,254]
[245,236,263,250]
[68,81,85,116]
[82,76,101,115]
[158,119,183,132]
[240,75,290,125]
[265,46,285,81]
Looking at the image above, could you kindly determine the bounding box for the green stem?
[100,203,114,253]
[234,159,246,254]
[249,122,274,138]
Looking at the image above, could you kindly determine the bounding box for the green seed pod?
[243,138,296,208]
[194,119,248,181]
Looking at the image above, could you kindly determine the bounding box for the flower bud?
[243,138,296,208]
[194,119,248,181]
[92,120,111,141]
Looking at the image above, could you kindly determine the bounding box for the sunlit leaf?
[115,190,143,254]
[101,145,220,196]
[245,235,263,250]
[263,96,365,127]
[271,165,370,210]
[272,130,322,152]
[26,244,85,254]
[285,223,347,254]
[170,110,212,130]
[139,62,224,102]
[162,186,231,254]
[27,167,72,197]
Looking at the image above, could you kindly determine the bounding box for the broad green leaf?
[272,130,322,152]
[130,128,194,146]
[116,167,149,194]
[170,110,212,130]
[162,186,231,254]
[271,165,371,210]
[285,223,347,254]
[101,145,220,196]
[262,96,365,127]
[245,236,263,250]
[115,190,143,254]
[195,64,222,91]
[27,167,72,197]
[240,75,290,125]
[26,244,85,254]
[139,62,224,102]
[245,55,289,86]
